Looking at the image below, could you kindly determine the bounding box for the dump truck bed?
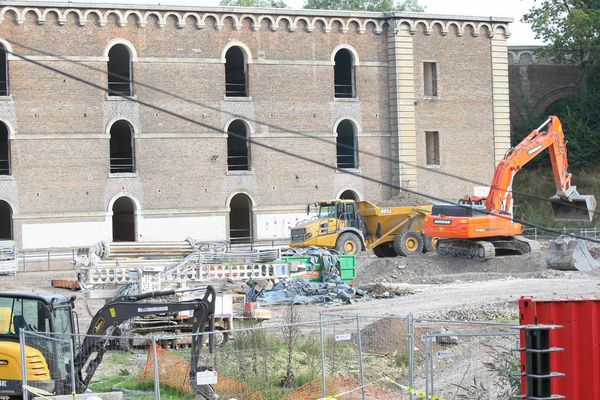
[355,201,432,248]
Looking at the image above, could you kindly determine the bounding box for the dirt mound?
[356,251,550,285]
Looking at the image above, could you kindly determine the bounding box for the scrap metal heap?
[0,240,17,275]
[74,239,290,344]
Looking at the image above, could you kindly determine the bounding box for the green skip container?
[279,254,356,285]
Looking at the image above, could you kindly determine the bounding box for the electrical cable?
[4,45,599,245]
[8,39,599,218]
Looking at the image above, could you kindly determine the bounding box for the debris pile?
[248,247,363,305]
[0,240,17,275]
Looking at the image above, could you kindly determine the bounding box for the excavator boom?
[424,116,596,262]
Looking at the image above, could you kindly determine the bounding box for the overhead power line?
[4,44,599,245]
[9,39,598,218]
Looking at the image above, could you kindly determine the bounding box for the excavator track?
[437,236,540,261]
[437,239,495,261]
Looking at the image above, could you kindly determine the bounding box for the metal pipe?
[355,315,366,400]
[319,313,326,398]
[152,337,161,400]
[20,330,29,400]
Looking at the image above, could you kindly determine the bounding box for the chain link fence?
[18,314,522,400]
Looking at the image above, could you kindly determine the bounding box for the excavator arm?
[72,286,216,393]
[486,116,596,221]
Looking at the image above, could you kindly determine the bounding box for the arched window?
[0,44,8,96]
[108,44,132,96]
[227,120,249,171]
[0,122,9,176]
[225,47,248,97]
[336,120,358,169]
[334,49,355,98]
[110,120,135,173]
[339,190,359,201]
[0,200,12,240]
[229,193,253,243]
[112,197,136,242]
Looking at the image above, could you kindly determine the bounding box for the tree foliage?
[523,0,600,75]
[220,0,288,7]
[518,1,600,169]
[303,0,424,12]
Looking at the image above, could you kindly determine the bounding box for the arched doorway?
[0,200,12,240]
[339,190,359,201]
[112,197,136,242]
[229,193,253,243]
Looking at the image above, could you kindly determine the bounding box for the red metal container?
[519,296,600,399]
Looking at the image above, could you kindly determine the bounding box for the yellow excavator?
[0,287,217,399]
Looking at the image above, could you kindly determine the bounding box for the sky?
[38,0,543,45]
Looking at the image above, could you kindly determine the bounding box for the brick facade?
[0,3,511,248]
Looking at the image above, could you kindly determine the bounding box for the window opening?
[110,120,135,173]
[229,193,252,243]
[334,49,355,98]
[112,197,136,242]
[225,47,248,97]
[0,122,9,175]
[227,120,249,171]
[424,62,438,97]
[108,44,132,96]
[0,200,12,240]
[426,131,440,166]
[0,44,8,96]
[336,120,358,169]
[339,190,359,201]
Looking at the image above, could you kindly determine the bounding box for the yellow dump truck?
[290,199,436,257]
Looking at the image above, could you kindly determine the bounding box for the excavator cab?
[550,186,597,222]
[0,292,76,398]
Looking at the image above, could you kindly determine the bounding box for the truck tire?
[394,231,423,257]
[373,243,396,258]
[336,233,361,255]
[423,236,439,253]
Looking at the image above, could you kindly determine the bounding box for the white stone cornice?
[0,3,511,38]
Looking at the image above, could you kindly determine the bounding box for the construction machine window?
[0,44,7,96]
[334,49,355,98]
[54,307,73,334]
[108,44,132,96]
[336,119,358,169]
[227,120,250,171]
[424,62,438,97]
[426,131,440,166]
[0,122,9,175]
[0,297,48,335]
[109,120,135,173]
[225,46,248,97]
[0,200,12,240]
[318,204,336,219]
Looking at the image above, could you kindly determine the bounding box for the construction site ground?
[2,242,599,327]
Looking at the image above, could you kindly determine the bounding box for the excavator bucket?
[550,190,596,222]
[545,235,599,271]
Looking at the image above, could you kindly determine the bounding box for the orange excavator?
[424,116,596,261]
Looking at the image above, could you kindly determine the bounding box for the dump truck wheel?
[336,233,361,255]
[424,236,439,253]
[373,243,396,258]
[394,231,423,257]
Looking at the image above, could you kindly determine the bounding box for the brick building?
[0,2,511,248]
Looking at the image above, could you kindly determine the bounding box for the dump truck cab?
[0,292,75,398]
[290,199,366,255]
